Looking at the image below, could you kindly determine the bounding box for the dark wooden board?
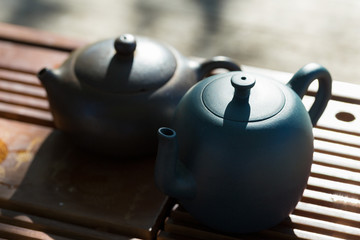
[0,118,170,239]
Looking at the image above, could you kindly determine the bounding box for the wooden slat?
[301,189,360,214]
[307,176,360,199]
[294,202,360,227]
[0,22,87,51]
[310,164,360,185]
[0,91,49,111]
[0,227,44,240]
[0,69,41,86]
[0,222,72,240]
[286,214,360,239]
[0,80,46,99]
[0,102,53,127]
[163,206,351,240]
[313,152,360,173]
[313,128,360,148]
[0,67,52,126]
[0,209,133,240]
[314,139,360,160]
[269,227,346,240]
[0,40,69,74]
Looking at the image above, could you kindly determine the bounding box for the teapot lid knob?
[114,34,137,55]
[231,73,256,99]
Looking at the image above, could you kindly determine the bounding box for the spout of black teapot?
[37,67,62,90]
[38,66,82,97]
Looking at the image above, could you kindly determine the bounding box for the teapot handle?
[197,56,241,79]
[286,63,332,126]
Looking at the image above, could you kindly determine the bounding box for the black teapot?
[154,63,332,233]
[38,34,240,157]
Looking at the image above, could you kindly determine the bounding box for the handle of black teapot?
[287,63,332,126]
[197,56,241,79]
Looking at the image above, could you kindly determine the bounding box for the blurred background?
[1,0,360,84]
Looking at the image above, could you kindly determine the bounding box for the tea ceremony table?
[0,22,359,240]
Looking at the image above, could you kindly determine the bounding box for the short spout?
[154,127,196,200]
[37,68,59,89]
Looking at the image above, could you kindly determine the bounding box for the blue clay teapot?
[38,34,240,157]
[154,63,332,233]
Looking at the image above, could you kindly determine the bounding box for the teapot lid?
[74,34,176,93]
[202,72,285,122]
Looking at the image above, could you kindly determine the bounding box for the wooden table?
[0,23,359,240]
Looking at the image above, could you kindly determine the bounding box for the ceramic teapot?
[38,34,240,157]
[154,63,332,233]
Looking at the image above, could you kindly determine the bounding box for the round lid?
[202,72,285,122]
[74,34,177,93]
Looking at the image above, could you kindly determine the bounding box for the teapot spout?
[154,127,196,200]
[37,68,59,88]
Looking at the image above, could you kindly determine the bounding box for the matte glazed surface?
[155,63,332,233]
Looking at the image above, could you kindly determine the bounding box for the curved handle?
[286,63,332,126]
[197,56,241,79]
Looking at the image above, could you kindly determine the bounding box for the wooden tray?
[0,23,359,240]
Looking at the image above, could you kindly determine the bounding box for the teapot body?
[172,74,314,232]
[39,35,240,157]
